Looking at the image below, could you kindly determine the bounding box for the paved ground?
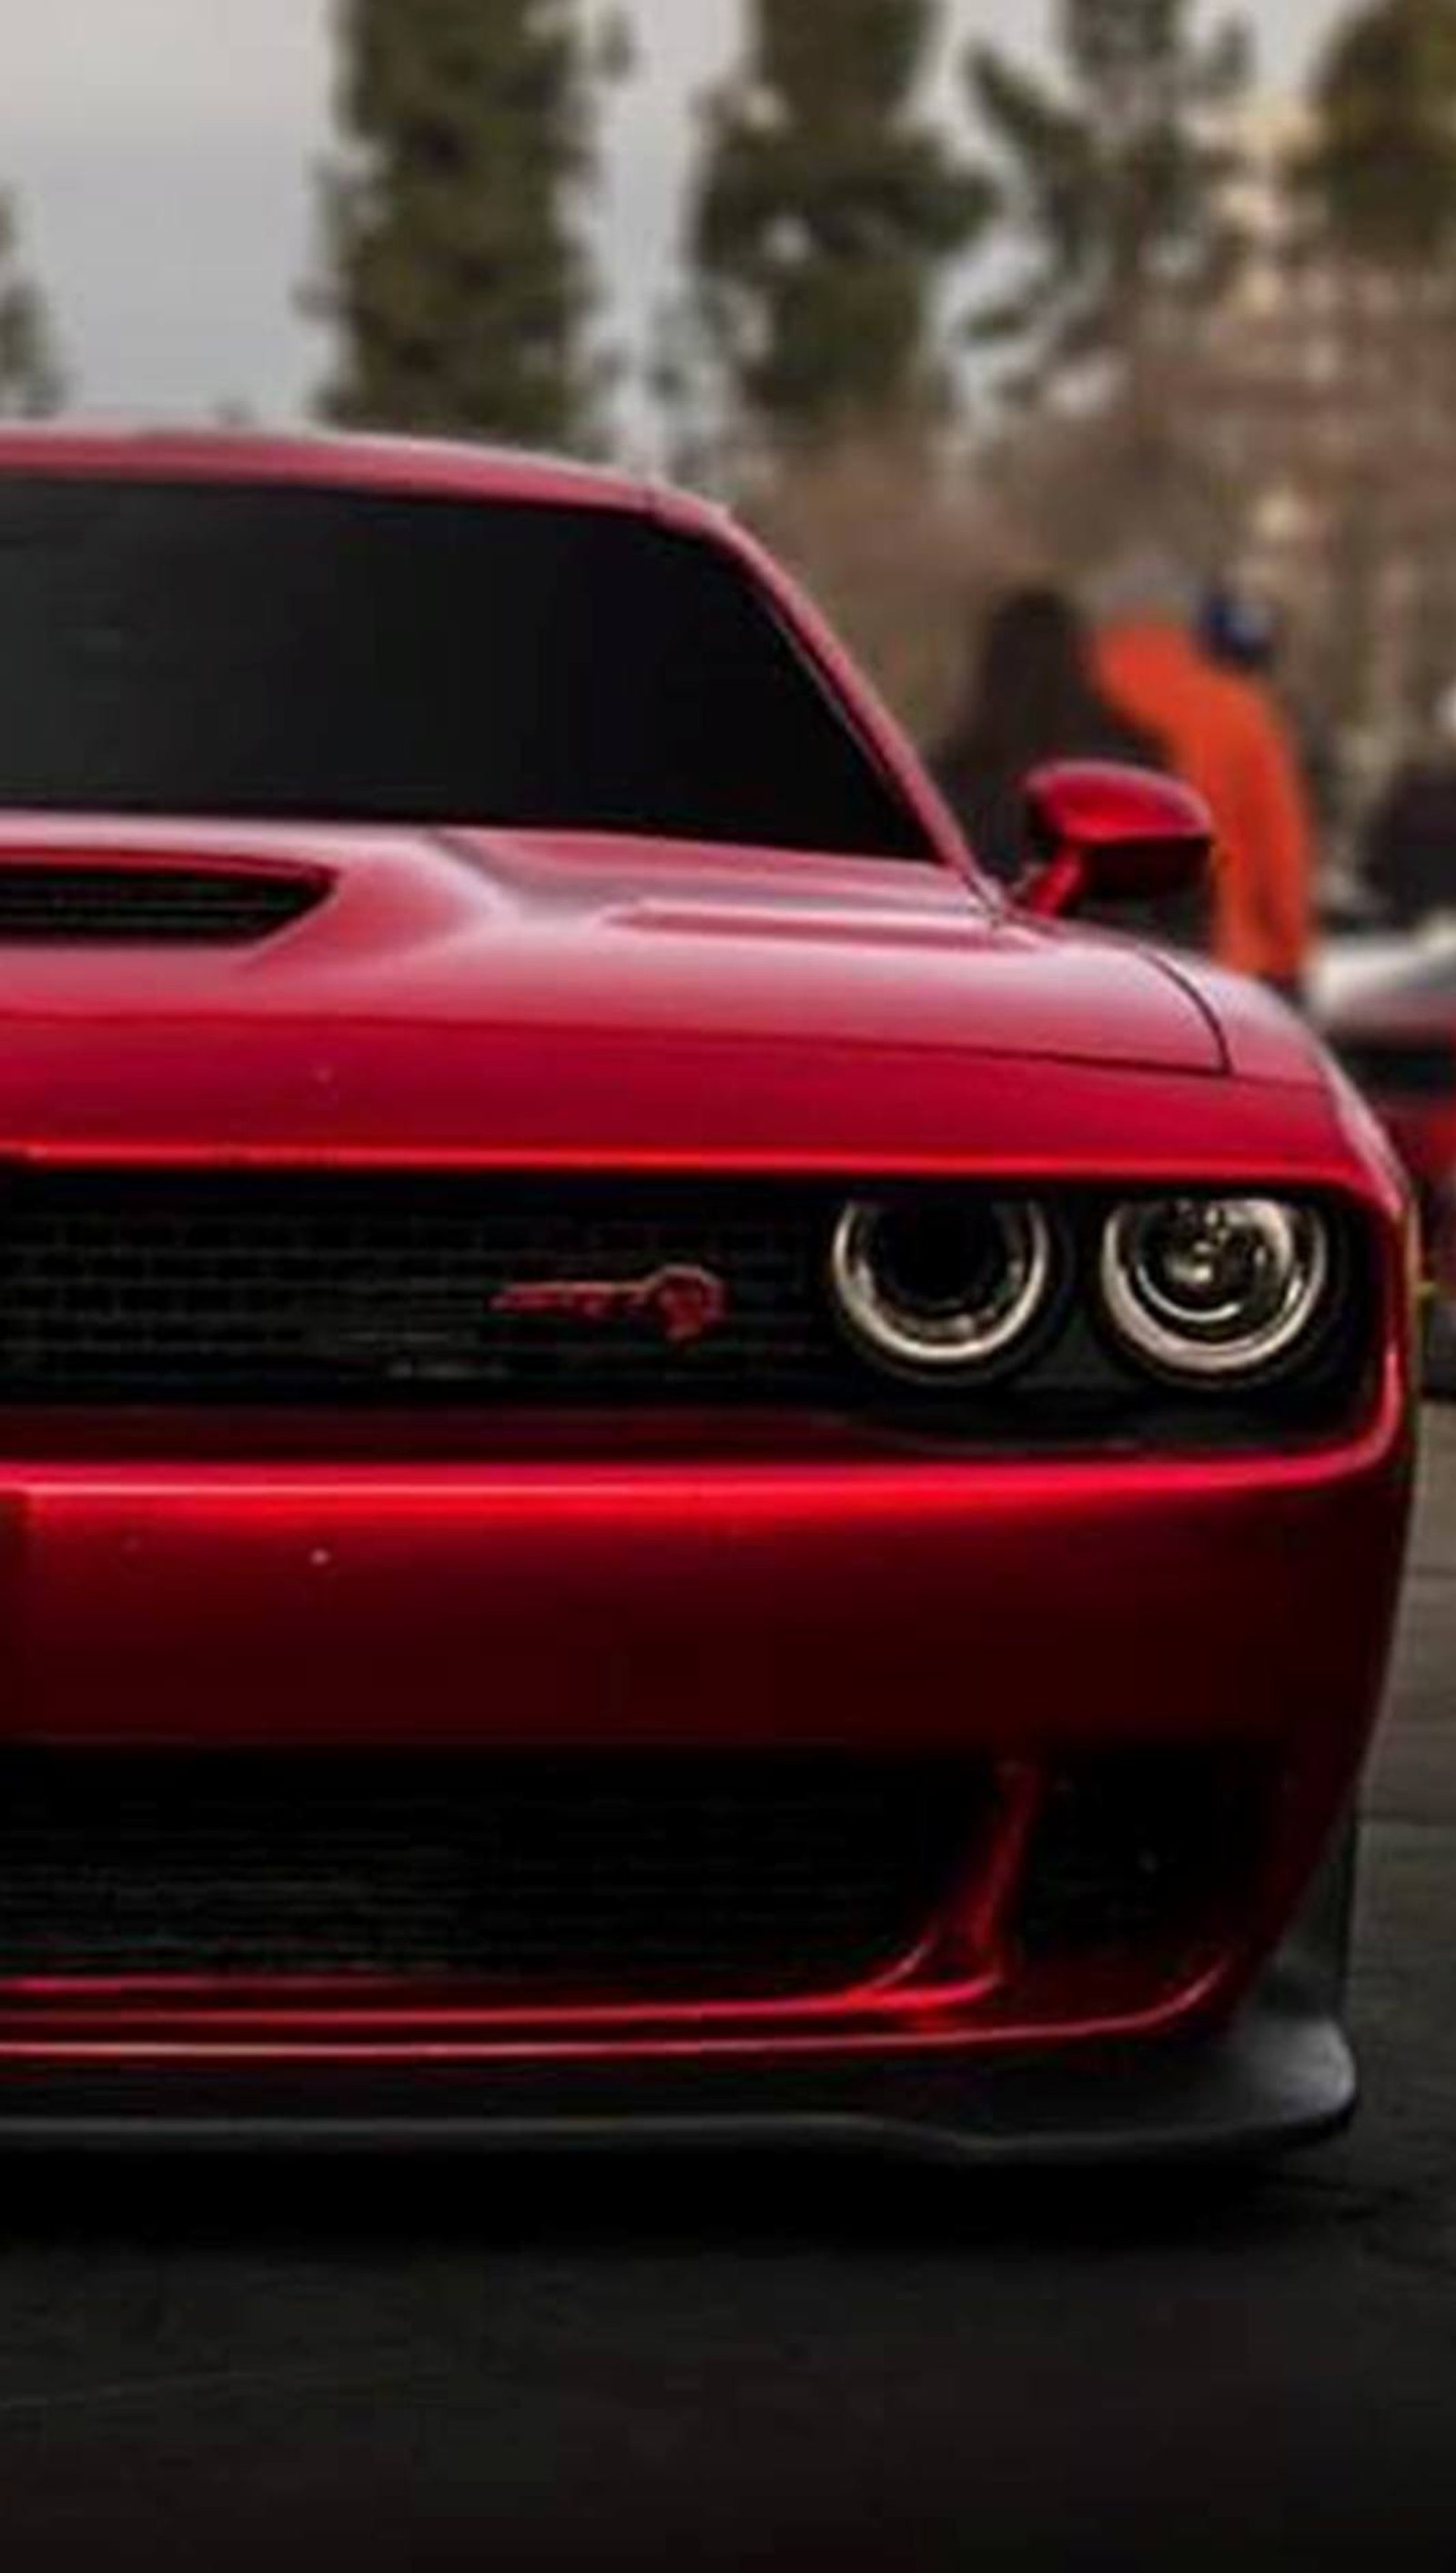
[3,1430,1456,2570]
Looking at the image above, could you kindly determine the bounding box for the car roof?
[0,420,698,523]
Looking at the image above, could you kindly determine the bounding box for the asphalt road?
[4,1429,1456,2572]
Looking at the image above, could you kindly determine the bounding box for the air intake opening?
[0,1750,990,2001]
[1015,1751,1268,1964]
[0,861,327,945]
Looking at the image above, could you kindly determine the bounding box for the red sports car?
[0,427,1413,2162]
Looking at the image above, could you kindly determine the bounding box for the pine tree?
[1302,0,1456,268]
[318,0,603,449]
[968,0,1251,397]
[0,197,64,419]
[686,0,993,455]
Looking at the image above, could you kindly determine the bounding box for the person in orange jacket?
[1095,562,1315,997]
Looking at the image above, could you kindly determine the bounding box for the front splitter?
[0,1987,1354,2169]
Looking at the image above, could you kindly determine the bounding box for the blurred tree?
[318,0,607,447]
[968,0,1251,397]
[1266,1,1456,773]
[0,196,64,418]
[684,0,993,457]
[1302,0,1456,267]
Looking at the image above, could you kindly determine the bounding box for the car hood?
[0,818,1270,1165]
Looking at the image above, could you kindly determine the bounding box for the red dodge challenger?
[0,427,1414,2161]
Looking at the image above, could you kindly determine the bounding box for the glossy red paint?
[1020,760,1215,920]
[0,428,1416,2142]
[0,815,1246,1163]
[0,1358,1403,2055]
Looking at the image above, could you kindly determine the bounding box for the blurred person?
[1198,581,1282,679]
[931,588,1192,936]
[1096,554,1315,999]
[1361,684,1456,930]
[1200,580,1345,840]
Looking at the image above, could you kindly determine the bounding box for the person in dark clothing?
[1198,582,1282,679]
[929,586,1201,947]
[1362,693,1456,929]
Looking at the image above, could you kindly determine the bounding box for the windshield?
[0,475,931,860]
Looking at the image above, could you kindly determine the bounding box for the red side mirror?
[1017,761,1215,921]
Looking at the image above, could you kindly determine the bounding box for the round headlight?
[1100,1198,1331,1379]
[830,1196,1054,1379]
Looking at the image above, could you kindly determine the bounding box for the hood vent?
[0,861,327,946]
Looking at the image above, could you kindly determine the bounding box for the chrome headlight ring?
[829,1197,1056,1381]
[1099,1197,1333,1381]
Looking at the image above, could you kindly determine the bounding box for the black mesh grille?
[0,866,323,944]
[1336,1035,1456,1100]
[0,1751,986,1998]
[0,1170,832,1404]
[0,1170,1367,1438]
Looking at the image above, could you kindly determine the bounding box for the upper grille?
[0,866,323,945]
[0,1170,1369,1439]
[0,1750,986,1999]
[0,1169,834,1405]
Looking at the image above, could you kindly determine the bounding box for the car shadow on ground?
[0,2140,1407,2264]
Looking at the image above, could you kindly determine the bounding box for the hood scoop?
[0,853,329,947]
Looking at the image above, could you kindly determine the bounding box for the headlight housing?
[829,1196,1056,1379]
[1099,1197,1332,1380]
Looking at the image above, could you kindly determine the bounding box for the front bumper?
[0,1390,1412,2142]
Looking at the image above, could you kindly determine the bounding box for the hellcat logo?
[491,1264,729,1346]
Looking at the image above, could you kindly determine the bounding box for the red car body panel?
[0,428,1414,2153]
[1,1385,1404,2068]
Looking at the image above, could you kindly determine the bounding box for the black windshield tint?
[0,476,930,858]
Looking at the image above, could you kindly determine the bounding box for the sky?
[0,0,1354,427]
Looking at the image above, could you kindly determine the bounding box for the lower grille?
[0,1752,986,2001]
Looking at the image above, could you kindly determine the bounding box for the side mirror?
[1017,761,1215,922]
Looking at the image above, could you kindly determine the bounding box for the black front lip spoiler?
[0,1993,1354,2169]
